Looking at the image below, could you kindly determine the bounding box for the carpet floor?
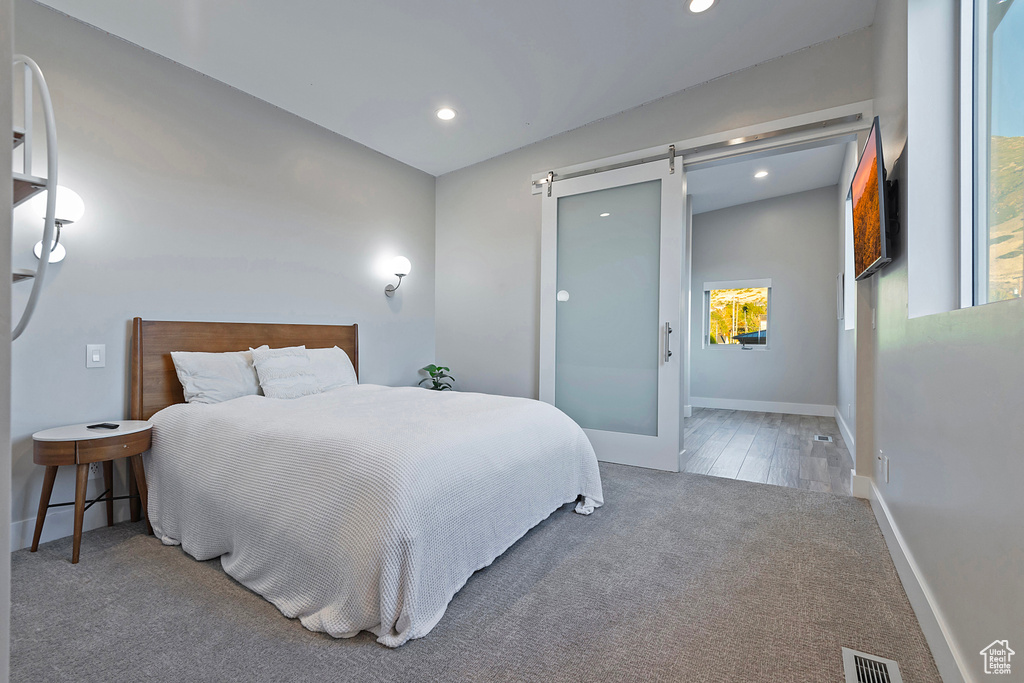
[11,463,940,682]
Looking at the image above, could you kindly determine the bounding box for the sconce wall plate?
[385,275,404,297]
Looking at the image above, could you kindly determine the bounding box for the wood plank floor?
[682,408,853,495]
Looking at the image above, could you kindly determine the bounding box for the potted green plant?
[419,364,455,391]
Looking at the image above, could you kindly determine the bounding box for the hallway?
[682,408,853,495]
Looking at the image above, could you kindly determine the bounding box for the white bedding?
[145,384,603,647]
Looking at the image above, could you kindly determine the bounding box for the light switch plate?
[86,344,105,368]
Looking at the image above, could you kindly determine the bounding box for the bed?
[130,318,603,647]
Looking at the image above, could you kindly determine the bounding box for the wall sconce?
[384,256,411,297]
[29,185,84,263]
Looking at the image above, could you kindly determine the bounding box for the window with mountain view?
[974,0,1023,304]
[706,286,770,347]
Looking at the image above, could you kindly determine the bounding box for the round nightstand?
[31,421,153,563]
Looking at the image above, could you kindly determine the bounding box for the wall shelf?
[13,171,47,208]
[12,55,59,341]
[13,130,45,283]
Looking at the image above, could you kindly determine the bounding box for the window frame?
[960,0,1023,307]
[702,278,772,351]
[959,0,974,308]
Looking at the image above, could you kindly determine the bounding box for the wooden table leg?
[130,454,153,536]
[103,461,114,526]
[72,463,89,564]
[30,465,59,552]
[128,458,140,522]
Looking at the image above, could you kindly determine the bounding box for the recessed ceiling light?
[436,107,457,121]
[689,0,715,13]
[754,170,769,179]
[600,212,611,217]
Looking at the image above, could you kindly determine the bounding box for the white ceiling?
[687,141,849,215]
[37,0,876,176]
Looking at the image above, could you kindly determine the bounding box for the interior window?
[974,0,1024,304]
[705,286,770,347]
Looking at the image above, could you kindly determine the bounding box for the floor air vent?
[814,434,834,442]
[842,647,903,683]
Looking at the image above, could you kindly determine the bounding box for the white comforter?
[145,384,603,647]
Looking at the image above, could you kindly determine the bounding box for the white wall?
[689,188,838,412]
[868,0,1024,680]
[874,0,909,175]
[906,0,958,317]
[836,141,859,449]
[435,30,874,400]
[9,2,436,548]
[1,0,14,676]
[851,0,913,476]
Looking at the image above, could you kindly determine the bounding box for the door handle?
[664,323,673,362]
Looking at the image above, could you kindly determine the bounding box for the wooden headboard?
[130,318,359,420]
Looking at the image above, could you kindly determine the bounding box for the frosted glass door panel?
[555,180,661,436]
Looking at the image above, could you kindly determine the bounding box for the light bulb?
[29,185,85,224]
[392,256,411,277]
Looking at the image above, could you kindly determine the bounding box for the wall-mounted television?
[850,116,893,280]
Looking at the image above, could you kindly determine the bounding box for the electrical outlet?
[876,449,889,483]
[88,462,102,478]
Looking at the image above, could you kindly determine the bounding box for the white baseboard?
[869,481,972,683]
[683,404,693,418]
[850,472,871,499]
[834,406,856,453]
[10,497,133,552]
[690,396,835,417]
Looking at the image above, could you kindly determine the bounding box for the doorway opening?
[681,137,857,494]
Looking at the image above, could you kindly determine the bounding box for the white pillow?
[307,346,358,392]
[170,350,261,404]
[250,345,321,399]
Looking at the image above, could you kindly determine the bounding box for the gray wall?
[869,0,1023,679]
[872,159,1024,683]
[2,0,14,676]
[435,30,874,400]
[690,188,838,409]
[9,2,436,547]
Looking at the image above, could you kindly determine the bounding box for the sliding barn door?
[540,161,684,471]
